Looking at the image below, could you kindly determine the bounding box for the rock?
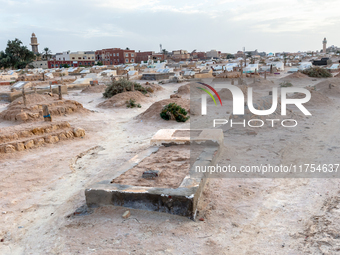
[5,145,15,153]
[16,143,25,151]
[65,130,74,138]
[73,127,85,137]
[34,138,45,146]
[58,133,67,140]
[15,112,28,122]
[170,94,181,99]
[24,140,35,149]
[199,218,204,221]
[45,135,59,144]
[122,210,130,219]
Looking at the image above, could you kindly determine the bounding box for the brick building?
[135,51,165,63]
[95,48,135,65]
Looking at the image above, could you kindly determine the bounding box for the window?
[131,53,134,57]
[78,57,81,60]
[125,53,128,57]
[125,59,128,63]
[113,53,115,56]
[72,57,75,60]
[117,53,119,56]
[131,58,134,62]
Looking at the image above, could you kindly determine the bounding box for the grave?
[85,129,223,219]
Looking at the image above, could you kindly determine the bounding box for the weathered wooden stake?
[231,79,234,85]
[58,85,62,100]
[43,105,52,122]
[127,72,129,80]
[264,71,267,80]
[22,87,27,106]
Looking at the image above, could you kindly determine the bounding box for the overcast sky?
[0,0,339,54]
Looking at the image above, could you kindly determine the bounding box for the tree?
[43,47,52,61]
[162,49,168,55]
[0,38,35,69]
[126,47,130,50]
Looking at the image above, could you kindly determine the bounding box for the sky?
[0,0,339,55]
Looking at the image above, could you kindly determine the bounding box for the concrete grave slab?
[85,129,223,219]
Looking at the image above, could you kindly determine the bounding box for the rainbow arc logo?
[196,82,222,106]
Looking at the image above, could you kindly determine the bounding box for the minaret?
[323,37,327,53]
[30,33,39,54]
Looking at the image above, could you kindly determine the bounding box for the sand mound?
[81,85,107,93]
[335,73,340,78]
[137,98,190,121]
[285,72,309,79]
[208,85,248,102]
[178,84,190,94]
[314,78,340,97]
[142,83,164,93]
[287,89,331,107]
[97,91,148,108]
[11,94,51,106]
[1,94,87,122]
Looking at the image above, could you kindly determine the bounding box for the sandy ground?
[0,75,340,254]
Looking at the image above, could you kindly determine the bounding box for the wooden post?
[231,78,234,85]
[253,75,256,84]
[42,73,45,81]
[43,105,52,122]
[270,64,273,74]
[58,85,62,100]
[22,87,27,106]
[264,71,267,80]
[127,72,130,80]
[240,67,243,78]
[49,82,52,93]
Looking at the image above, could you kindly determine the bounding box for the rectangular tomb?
[85,129,223,219]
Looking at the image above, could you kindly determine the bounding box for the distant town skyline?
[1,0,339,54]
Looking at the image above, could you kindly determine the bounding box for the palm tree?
[43,47,52,61]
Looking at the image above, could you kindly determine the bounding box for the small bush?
[302,67,332,78]
[126,98,141,108]
[103,79,147,98]
[280,81,293,87]
[160,103,189,122]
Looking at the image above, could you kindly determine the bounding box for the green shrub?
[302,67,332,78]
[126,98,141,108]
[160,103,189,122]
[280,81,293,87]
[103,79,147,98]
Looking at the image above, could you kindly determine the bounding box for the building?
[31,61,48,69]
[171,50,190,61]
[323,38,327,53]
[30,33,39,54]
[191,51,207,60]
[95,48,135,65]
[206,50,220,59]
[135,51,164,63]
[47,51,96,68]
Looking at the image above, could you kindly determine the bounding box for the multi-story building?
[95,48,135,65]
[171,50,190,61]
[47,51,95,68]
[135,51,164,63]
